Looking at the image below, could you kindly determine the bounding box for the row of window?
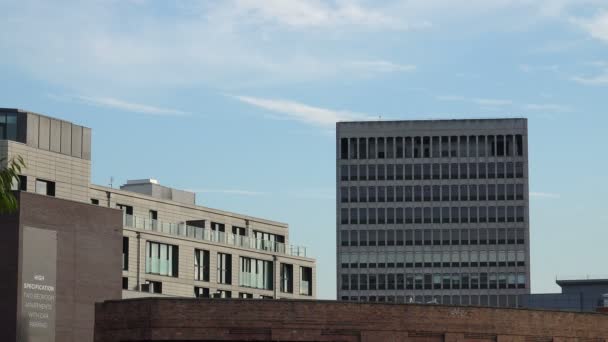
[340,272,527,291]
[0,112,18,140]
[340,183,526,203]
[339,206,526,225]
[339,162,525,182]
[340,250,527,269]
[133,280,273,299]
[339,228,526,247]
[11,175,56,196]
[340,135,525,160]
[340,294,520,308]
[124,240,313,295]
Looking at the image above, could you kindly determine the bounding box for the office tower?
[336,119,530,307]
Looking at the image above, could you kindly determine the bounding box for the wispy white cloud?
[49,94,189,116]
[233,0,412,30]
[232,95,374,127]
[523,103,572,112]
[436,95,512,106]
[571,71,608,85]
[530,192,561,199]
[188,188,267,196]
[345,60,416,73]
[574,9,608,43]
[519,64,560,73]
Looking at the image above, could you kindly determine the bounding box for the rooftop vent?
[126,178,159,185]
[120,179,195,205]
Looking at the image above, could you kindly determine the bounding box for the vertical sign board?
[19,226,57,342]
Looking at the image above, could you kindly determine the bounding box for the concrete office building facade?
[0,108,316,341]
[336,119,530,307]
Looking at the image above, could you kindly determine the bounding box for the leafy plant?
[0,155,26,213]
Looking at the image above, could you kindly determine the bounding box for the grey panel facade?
[38,116,50,150]
[336,119,530,307]
[60,121,72,156]
[71,125,82,158]
[50,118,61,153]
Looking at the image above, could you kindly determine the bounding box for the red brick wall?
[95,299,608,342]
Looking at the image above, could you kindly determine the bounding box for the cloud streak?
[188,188,267,196]
[436,95,513,106]
[232,95,375,127]
[530,192,561,199]
[50,94,189,116]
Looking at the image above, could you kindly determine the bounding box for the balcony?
[299,280,311,296]
[123,214,308,258]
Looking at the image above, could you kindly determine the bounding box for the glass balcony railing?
[299,280,311,296]
[123,214,308,257]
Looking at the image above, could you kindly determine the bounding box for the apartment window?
[300,266,313,296]
[378,137,385,158]
[387,137,395,158]
[340,138,348,159]
[281,263,293,293]
[215,290,232,298]
[122,237,129,271]
[359,165,368,180]
[413,137,421,158]
[240,292,254,298]
[404,137,412,158]
[194,287,210,298]
[359,138,367,159]
[432,136,440,157]
[35,179,55,196]
[0,113,17,140]
[450,136,458,157]
[142,280,162,294]
[194,249,210,282]
[117,204,134,226]
[369,165,377,180]
[14,175,27,191]
[239,257,273,290]
[441,136,449,157]
[396,137,404,158]
[350,165,358,181]
[122,277,128,290]
[145,241,178,277]
[340,165,348,181]
[90,198,99,205]
[516,135,524,156]
[349,138,358,159]
[217,253,232,285]
[368,137,376,158]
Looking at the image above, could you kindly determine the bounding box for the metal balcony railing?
[123,214,308,257]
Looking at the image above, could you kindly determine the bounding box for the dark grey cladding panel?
[60,121,72,156]
[71,125,82,158]
[26,113,39,147]
[38,116,50,150]
[50,119,61,153]
[82,127,91,160]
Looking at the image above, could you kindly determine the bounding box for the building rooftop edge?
[96,298,608,316]
[337,117,528,125]
[0,107,92,129]
[90,183,289,228]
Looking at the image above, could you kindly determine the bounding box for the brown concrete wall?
[94,298,608,342]
[2,192,123,342]
[0,204,19,342]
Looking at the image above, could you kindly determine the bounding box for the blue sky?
[1,0,608,299]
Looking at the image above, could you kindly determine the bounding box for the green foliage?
[0,155,26,214]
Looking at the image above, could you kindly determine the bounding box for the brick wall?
[95,299,608,342]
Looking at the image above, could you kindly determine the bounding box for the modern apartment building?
[0,108,316,341]
[336,119,530,307]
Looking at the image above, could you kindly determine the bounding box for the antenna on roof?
[109,176,114,189]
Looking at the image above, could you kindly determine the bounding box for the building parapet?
[123,214,308,258]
